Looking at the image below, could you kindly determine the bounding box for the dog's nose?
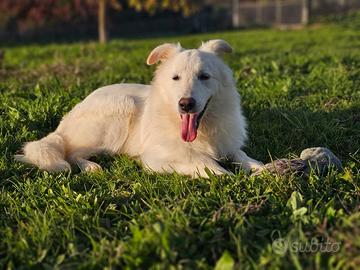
[178,97,196,113]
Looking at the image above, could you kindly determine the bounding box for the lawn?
[0,20,359,269]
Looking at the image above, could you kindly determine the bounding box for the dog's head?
[147,39,233,142]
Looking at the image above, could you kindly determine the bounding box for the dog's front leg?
[233,150,264,173]
[172,157,230,178]
[141,154,229,178]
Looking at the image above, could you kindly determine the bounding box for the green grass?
[1,22,360,269]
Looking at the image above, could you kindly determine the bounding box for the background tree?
[98,0,107,44]
[0,0,97,37]
[97,0,122,44]
[0,0,203,42]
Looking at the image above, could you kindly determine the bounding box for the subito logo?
[271,230,288,255]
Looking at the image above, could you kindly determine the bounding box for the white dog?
[16,39,263,177]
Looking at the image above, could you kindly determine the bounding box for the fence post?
[301,0,309,24]
[256,0,263,24]
[275,0,282,25]
[232,0,240,27]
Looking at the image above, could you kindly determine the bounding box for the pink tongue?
[180,114,198,142]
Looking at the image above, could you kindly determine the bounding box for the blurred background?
[0,0,359,44]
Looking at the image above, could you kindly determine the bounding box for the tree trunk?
[98,0,107,44]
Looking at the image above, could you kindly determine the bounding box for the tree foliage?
[127,0,202,16]
[0,0,202,32]
[0,0,98,32]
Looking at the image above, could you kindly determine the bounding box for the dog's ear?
[199,39,233,55]
[146,43,182,65]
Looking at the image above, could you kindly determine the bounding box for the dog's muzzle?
[179,97,211,142]
[178,97,196,114]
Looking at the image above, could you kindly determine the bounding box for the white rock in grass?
[300,147,343,173]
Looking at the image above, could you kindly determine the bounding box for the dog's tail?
[15,132,71,172]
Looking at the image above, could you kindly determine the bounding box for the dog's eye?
[198,73,210,80]
[172,75,180,81]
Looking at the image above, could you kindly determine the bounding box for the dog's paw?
[79,160,102,172]
[249,161,264,171]
[235,161,264,174]
[197,165,232,178]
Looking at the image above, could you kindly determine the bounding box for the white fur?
[15,39,263,177]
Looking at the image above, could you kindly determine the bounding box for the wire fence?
[231,0,360,27]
